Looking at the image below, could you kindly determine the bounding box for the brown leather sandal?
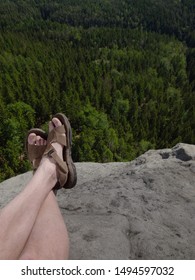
[26,128,48,172]
[44,113,77,189]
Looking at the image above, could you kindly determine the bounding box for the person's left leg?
[19,190,69,260]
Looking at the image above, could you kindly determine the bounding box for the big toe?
[28,133,36,145]
[49,117,62,133]
[52,117,62,128]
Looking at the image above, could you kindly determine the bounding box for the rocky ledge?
[0,143,195,259]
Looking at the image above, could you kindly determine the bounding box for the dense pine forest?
[0,0,194,181]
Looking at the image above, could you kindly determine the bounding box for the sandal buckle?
[48,148,55,157]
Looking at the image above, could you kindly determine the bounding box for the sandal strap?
[47,125,67,147]
[43,125,68,187]
[28,145,46,169]
[44,144,68,186]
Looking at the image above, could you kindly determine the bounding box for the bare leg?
[0,159,57,259]
[19,191,69,260]
[0,118,68,260]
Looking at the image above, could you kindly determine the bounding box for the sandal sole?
[53,113,77,189]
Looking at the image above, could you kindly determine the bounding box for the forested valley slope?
[0,0,194,181]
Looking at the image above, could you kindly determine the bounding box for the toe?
[36,135,47,146]
[28,133,36,145]
[52,117,62,128]
[49,120,54,132]
[35,135,41,146]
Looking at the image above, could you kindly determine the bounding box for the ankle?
[37,158,57,185]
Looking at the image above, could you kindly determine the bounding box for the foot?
[28,133,47,167]
[38,118,66,182]
[48,118,65,162]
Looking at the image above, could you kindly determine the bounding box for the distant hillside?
[0,0,194,45]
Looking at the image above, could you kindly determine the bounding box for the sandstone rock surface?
[0,143,195,259]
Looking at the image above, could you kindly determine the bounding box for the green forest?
[0,0,194,181]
